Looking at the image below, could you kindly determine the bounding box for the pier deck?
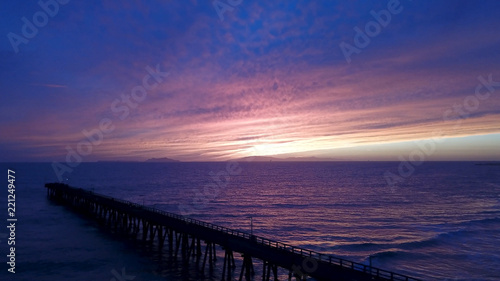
[45,183,422,281]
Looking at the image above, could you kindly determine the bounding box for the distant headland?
[145,157,180,162]
[475,162,500,166]
[235,156,340,162]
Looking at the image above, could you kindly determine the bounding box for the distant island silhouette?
[236,156,341,162]
[145,157,180,162]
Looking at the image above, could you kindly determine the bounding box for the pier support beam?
[201,241,216,275]
[44,183,422,281]
[222,248,235,281]
[239,254,254,281]
[262,261,278,281]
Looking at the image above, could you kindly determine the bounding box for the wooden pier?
[45,183,422,281]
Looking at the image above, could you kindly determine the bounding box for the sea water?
[0,161,498,280]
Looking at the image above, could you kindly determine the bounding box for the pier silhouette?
[45,183,422,281]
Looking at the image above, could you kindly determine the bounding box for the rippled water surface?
[1,162,499,280]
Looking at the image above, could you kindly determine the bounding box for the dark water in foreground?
[0,161,499,281]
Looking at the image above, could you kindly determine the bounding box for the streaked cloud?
[30,83,67,88]
[0,1,499,161]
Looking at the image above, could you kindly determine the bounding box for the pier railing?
[50,184,422,281]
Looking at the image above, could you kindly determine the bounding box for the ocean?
[0,161,499,281]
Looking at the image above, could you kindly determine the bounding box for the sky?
[0,0,499,162]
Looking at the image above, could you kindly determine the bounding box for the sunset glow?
[1,1,499,162]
